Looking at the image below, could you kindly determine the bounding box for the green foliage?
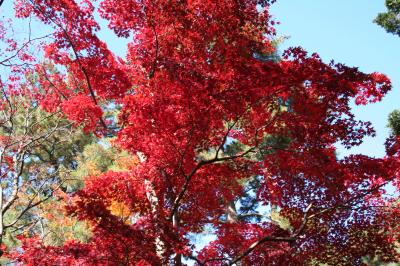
[66,142,115,191]
[375,0,400,36]
[363,255,400,266]
[36,197,92,247]
[256,134,291,160]
[66,140,136,191]
[388,109,400,135]
[0,94,96,250]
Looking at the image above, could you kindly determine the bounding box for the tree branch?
[225,182,389,265]
[28,0,109,131]
[169,146,256,221]
[227,203,313,266]
[148,24,159,79]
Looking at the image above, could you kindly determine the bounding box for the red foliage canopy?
[4,0,400,265]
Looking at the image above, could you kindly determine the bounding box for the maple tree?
[0,0,399,265]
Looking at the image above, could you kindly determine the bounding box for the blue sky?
[270,0,400,158]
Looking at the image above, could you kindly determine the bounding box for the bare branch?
[4,180,62,229]
[2,150,27,214]
[308,182,388,220]
[0,34,52,66]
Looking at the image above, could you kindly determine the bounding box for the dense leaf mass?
[1,0,399,265]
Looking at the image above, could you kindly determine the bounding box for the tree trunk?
[226,200,238,223]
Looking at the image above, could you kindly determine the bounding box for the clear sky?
[270,0,400,158]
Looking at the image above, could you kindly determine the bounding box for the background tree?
[0,83,93,253]
[375,0,400,37]
[376,0,400,141]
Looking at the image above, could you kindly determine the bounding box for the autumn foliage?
[0,0,400,265]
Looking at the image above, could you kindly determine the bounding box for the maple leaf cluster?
[0,0,399,265]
